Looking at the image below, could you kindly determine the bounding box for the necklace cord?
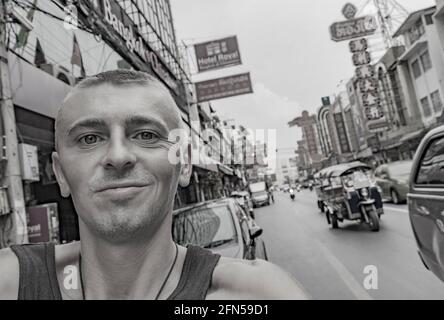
[78,242,179,300]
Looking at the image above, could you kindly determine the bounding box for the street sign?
[352,51,371,66]
[194,72,253,103]
[349,38,368,52]
[356,65,375,78]
[342,3,358,20]
[330,15,377,42]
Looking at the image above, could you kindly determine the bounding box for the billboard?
[195,73,253,103]
[333,113,351,154]
[330,16,377,42]
[194,36,242,72]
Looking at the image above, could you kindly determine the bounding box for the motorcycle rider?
[289,188,295,200]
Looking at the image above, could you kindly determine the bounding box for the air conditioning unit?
[38,63,76,86]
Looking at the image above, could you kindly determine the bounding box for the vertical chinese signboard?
[330,3,387,133]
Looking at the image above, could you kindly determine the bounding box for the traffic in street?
[254,190,444,300]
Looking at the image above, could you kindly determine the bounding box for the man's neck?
[77,218,182,299]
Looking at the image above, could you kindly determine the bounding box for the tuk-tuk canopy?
[320,162,371,178]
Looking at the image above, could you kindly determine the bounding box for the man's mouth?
[93,182,152,200]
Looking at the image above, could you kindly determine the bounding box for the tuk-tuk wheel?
[331,213,339,229]
[367,205,380,232]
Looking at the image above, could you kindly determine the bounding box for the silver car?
[409,126,444,281]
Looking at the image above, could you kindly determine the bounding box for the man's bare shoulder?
[207,257,310,300]
[0,247,19,300]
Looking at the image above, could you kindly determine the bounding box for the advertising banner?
[195,73,253,103]
[194,36,242,72]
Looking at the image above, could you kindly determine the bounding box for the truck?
[249,181,271,208]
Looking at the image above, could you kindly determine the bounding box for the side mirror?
[249,225,263,239]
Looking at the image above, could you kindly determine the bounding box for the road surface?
[254,190,444,299]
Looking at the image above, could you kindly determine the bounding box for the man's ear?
[178,143,192,187]
[52,152,71,198]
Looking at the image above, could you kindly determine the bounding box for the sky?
[170,0,436,152]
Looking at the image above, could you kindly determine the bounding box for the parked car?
[409,126,444,282]
[172,198,268,260]
[375,160,412,204]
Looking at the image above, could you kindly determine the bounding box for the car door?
[409,132,444,281]
[376,165,389,198]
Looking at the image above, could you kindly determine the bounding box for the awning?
[192,152,219,173]
[400,129,426,143]
[218,164,234,176]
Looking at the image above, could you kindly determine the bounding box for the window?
[172,205,237,248]
[420,50,432,72]
[421,97,432,117]
[416,136,444,185]
[425,14,434,25]
[411,59,422,79]
[431,90,443,113]
[408,19,425,44]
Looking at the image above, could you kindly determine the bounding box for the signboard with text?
[195,73,253,103]
[330,15,377,42]
[334,113,351,154]
[84,0,179,94]
[194,36,242,72]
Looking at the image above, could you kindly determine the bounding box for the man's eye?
[79,134,102,145]
[133,131,160,142]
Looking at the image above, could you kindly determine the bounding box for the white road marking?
[317,241,374,300]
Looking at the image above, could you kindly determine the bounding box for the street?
[255,190,444,300]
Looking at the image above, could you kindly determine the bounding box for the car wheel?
[331,213,339,229]
[367,205,380,232]
[391,189,400,205]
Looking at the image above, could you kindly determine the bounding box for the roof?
[393,6,436,37]
[172,198,233,216]
[321,162,371,178]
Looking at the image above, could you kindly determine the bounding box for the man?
[0,70,308,300]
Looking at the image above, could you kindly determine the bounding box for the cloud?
[211,82,303,150]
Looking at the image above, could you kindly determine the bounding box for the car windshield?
[389,162,412,179]
[253,191,267,197]
[172,204,237,248]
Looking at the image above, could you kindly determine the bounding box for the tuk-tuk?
[316,162,384,232]
[314,171,327,212]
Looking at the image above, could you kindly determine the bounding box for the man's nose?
[101,136,136,171]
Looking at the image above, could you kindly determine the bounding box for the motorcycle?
[290,193,295,201]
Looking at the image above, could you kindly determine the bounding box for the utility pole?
[0,0,28,245]
[372,0,409,49]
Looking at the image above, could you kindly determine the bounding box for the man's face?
[53,83,188,242]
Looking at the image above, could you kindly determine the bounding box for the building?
[394,6,444,129]
[0,0,210,244]
[276,154,299,186]
[289,110,323,172]
[372,46,426,162]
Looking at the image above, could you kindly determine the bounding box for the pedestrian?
[0,69,308,300]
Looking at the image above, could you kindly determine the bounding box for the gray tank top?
[10,242,220,300]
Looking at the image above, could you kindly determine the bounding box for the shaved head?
[51,69,192,243]
[55,69,184,151]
